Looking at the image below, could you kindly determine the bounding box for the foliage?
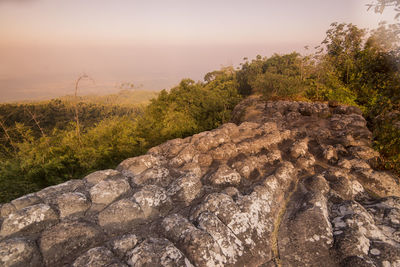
[367,0,400,20]
[136,68,242,147]
[0,69,242,203]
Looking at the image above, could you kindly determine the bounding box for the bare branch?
[24,106,46,138]
[73,73,95,144]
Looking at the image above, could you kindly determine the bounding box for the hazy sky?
[0,0,397,102]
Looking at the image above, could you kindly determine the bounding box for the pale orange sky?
[0,0,396,102]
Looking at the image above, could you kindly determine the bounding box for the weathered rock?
[162,214,226,266]
[158,138,188,158]
[84,169,123,186]
[330,200,400,265]
[211,143,237,161]
[117,154,162,176]
[36,179,84,201]
[0,204,58,238]
[1,98,399,266]
[55,192,90,219]
[72,247,120,267]
[89,178,131,206]
[323,145,339,163]
[194,132,229,152]
[39,221,103,266]
[196,153,213,167]
[196,212,244,264]
[278,175,336,267]
[355,169,400,197]
[132,185,171,218]
[231,156,260,179]
[0,203,16,218]
[97,198,144,233]
[0,238,41,267]
[127,238,193,267]
[111,234,140,258]
[131,166,173,187]
[290,138,309,158]
[167,172,202,205]
[10,194,41,211]
[207,164,241,186]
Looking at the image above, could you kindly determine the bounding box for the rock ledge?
[1,99,399,267]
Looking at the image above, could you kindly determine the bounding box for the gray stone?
[39,221,103,266]
[167,172,202,205]
[208,165,241,186]
[55,192,90,219]
[0,204,58,238]
[111,234,139,258]
[127,238,193,267]
[72,247,118,267]
[97,198,144,232]
[131,167,172,187]
[0,238,41,267]
[117,154,161,175]
[211,143,238,161]
[10,194,41,211]
[84,169,123,185]
[36,179,84,200]
[162,214,226,266]
[0,203,16,218]
[132,185,171,218]
[169,144,196,168]
[89,178,131,205]
[196,212,244,264]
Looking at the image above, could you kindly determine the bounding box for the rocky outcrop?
[1,98,400,266]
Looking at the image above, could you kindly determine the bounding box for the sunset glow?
[0,0,396,101]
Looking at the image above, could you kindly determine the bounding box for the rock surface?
[1,98,399,266]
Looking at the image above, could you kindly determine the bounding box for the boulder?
[127,238,193,267]
[84,169,123,185]
[0,238,41,267]
[89,178,131,206]
[0,204,58,238]
[55,192,90,219]
[39,221,103,266]
[72,247,120,267]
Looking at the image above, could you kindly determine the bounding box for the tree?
[321,23,366,85]
[368,0,400,20]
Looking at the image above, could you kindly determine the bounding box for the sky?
[0,0,397,102]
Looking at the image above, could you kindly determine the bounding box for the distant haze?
[0,0,396,102]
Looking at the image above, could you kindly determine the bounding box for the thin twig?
[24,106,46,138]
[74,73,95,144]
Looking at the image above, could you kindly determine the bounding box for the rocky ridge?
[1,98,400,267]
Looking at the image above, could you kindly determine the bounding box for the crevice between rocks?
[270,176,302,267]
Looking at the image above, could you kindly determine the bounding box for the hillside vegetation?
[0,22,399,203]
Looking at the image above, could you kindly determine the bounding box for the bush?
[0,69,242,203]
[252,73,306,99]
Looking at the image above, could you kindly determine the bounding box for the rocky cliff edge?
[1,98,400,267]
